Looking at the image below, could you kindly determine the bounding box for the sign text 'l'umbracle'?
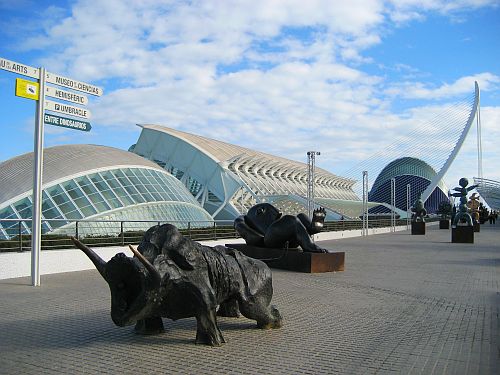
[45,99,91,119]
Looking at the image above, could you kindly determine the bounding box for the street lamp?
[307,151,320,219]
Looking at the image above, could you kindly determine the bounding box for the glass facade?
[0,167,213,240]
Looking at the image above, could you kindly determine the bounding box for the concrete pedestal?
[439,220,450,229]
[452,226,474,243]
[227,244,344,273]
[411,221,426,235]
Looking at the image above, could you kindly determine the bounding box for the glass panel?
[41,191,67,228]
[102,171,135,205]
[124,169,154,201]
[0,205,19,237]
[138,170,162,200]
[46,185,82,220]
[89,173,122,209]
[0,205,18,220]
[14,197,32,219]
[62,180,97,217]
[75,176,111,212]
[114,169,145,203]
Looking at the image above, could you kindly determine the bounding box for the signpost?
[45,99,91,119]
[45,71,103,96]
[15,78,40,100]
[44,113,92,132]
[45,86,88,105]
[1,56,102,286]
[0,57,39,78]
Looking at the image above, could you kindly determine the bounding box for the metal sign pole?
[406,184,411,230]
[391,178,396,232]
[31,67,46,287]
[362,171,368,236]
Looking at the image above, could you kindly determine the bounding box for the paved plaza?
[0,223,498,374]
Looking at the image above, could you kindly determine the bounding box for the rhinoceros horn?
[128,245,161,288]
[71,237,108,280]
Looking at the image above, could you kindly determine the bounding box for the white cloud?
[5,0,499,196]
[385,73,500,99]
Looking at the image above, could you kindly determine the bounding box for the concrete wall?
[0,224,418,281]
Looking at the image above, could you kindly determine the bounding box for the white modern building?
[0,144,213,239]
[131,124,364,220]
[474,177,500,210]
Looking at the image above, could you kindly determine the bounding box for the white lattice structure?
[474,177,500,210]
[342,82,481,206]
[131,125,358,220]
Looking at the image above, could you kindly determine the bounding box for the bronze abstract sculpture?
[72,223,282,346]
[411,194,427,222]
[234,203,328,253]
[451,178,478,227]
[467,192,480,223]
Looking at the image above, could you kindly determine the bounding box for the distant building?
[0,145,213,239]
[474,177,500,210]
[131,124,369,220]
[368,157,449,215]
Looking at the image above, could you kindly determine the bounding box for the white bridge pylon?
[420,81,480,203]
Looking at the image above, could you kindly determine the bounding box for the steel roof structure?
[132,125,360,220]
[474,177,500,210]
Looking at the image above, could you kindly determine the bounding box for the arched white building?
[131,125,360,220]
[0,145,213,239]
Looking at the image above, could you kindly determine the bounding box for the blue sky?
[0,0,499,193]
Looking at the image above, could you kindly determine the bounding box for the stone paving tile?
[0,223,498,374]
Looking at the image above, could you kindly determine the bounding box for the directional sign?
[15,78,39,100]
[45,99,91,119]
[45,86,88,105]
[44,113,91,132]
[0,57,39,78]
[45,71,103,96]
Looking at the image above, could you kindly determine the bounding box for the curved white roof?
[140,124,346,177]
[132,124,360,219]
[0,144,163,205]
[137,124,358,202]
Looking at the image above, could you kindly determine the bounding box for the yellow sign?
[15,78,39,100]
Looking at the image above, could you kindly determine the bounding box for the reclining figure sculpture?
[234,203,328,253]
[72,223,282,346]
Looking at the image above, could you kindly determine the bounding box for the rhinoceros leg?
[217,299,240,317]
[134,317,165,335]
[195,309,225,346]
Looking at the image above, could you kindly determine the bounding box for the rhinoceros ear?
[71,237,108,280]
[128,245,161,288]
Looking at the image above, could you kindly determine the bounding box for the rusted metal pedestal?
[411,221,426,235]
[227,244,344,273]
[452,226,474,243]
[439,220,450,229]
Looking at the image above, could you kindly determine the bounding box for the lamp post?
[391,178,396,232]
[406,184,411,230]
[362,171,368,236]
[307,151,320,219]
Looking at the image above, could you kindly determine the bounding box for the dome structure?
[368,157,449,215]
[0,144,213,239]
